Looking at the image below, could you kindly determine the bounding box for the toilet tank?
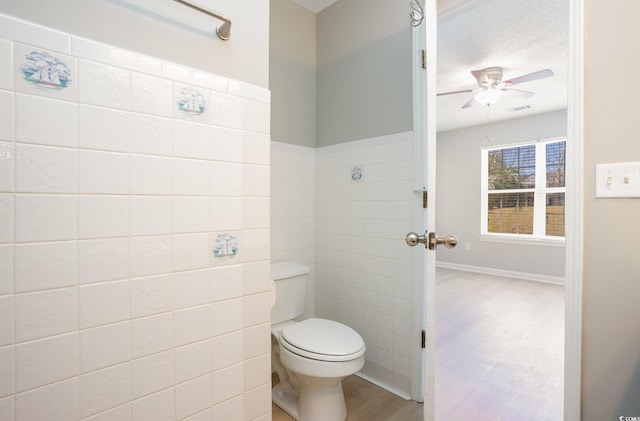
[271,262,310,325]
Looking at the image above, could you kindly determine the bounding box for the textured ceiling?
[437,0,569,131]
[292,0,569,131]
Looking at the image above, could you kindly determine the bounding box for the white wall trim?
[564,0,584,419]
[436,261,566,285]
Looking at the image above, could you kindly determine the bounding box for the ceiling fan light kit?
[438,67,554,109]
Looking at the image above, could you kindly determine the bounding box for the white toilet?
[271,262,366,421]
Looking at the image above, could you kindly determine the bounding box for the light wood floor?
[272,268,564,421]
[436,268,564,420]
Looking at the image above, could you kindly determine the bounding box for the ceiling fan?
[438,67,554,108]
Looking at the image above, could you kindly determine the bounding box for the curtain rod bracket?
[173,0,231,40]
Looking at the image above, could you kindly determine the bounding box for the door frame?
[420,0,584,419]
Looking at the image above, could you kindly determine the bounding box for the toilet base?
[272,383,299,420]
[272,380,347,421]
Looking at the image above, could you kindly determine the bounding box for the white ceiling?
[292,0,569,132]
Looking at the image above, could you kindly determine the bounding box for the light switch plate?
[595,162,640,198]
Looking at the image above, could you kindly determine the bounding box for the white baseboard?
[436,261,565,285]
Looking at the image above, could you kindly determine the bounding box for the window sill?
[479,235,566,247]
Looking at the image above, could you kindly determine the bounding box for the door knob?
[405,231,457,250]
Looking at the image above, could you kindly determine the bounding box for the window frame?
[480,137,567,244]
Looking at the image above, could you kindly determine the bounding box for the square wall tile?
[78,238,129,284]
[210,162,242,196]
[15,94,78,147]
[0,245,13,294]
[130,196,171,236]
[173,269,209,310]
[210,126,242,163]
[130,154,172,195]
[0,396,13,420]
[0,39,12,90]
[210,331,243,371]
[82,403,131,421]
[0,142,13,193]
[80,362,131,418]
[0,194,13,243]
[209,265,242,303]
[15,332,79,392]
[79,105,129,152]
[130,72,172,117]
[242,197,269,229]
[242,293,270,328]
[175,375,211,420]
[212,395,243,421]
[243,324,271,361]
[130,274,173,318]
[131,313,174,359]
[209,92,242,129]
[79,150,129,194]
[132,388,174,421]
[79,280,130,329]
[0,345,14,397]
[0,297,13,346]
[242,98,270,134]
[14,43,78,102]
[129,236,172,278]
[244,383,271,420]
[243,354,270,391]
[173,197,208,233]
[210,298,242,337]
[14,194,77,243]
[15,287,77,342]
[172,158,210,196]
[172,233,209,272]
[242,164,269,196]
[131,350,174,399]
[175,340,211,384]
[173,120,210,160]
[242,132,270,165]
[15,143,77,193]
[0,91,14,142]
[129,114,172,156]
[79,195,128,239]
[80,321,131,374]
[14,378,78,421]
[79,59,130,110]
[174,305,210,347]
[71,36,161,76]
[211,363,242,405]
[208,197,242,231]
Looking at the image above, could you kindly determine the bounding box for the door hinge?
[421,330,426,349]
[422,191,428,208]
[421,49,426,69]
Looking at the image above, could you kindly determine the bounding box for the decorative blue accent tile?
[351,167,363,181]
[177,86,207,115]
[20,50,71,89]
[213,233,238,259]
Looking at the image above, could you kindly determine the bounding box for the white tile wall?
[315,133,416,397]
[271,135,417,398]
[270,142,316,319]
[1,12,271,421]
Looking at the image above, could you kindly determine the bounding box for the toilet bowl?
[271,262,366,421]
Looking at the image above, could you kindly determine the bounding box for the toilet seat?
[279,318,365,362]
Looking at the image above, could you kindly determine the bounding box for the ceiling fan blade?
[437,89,474,96]
[504,88,536,99]
[504,69,553,86]
[471,69,486,84]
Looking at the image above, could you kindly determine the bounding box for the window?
[481,139,566,240]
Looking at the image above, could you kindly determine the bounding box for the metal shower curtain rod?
[173,0,231,40]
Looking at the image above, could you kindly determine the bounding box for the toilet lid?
[279,318,366,362]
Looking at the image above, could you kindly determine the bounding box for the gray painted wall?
[583,1,640,418]
[0,0,269,88]
[316,0,412,147]
[436,110,567,279]
[270,0,317,147]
